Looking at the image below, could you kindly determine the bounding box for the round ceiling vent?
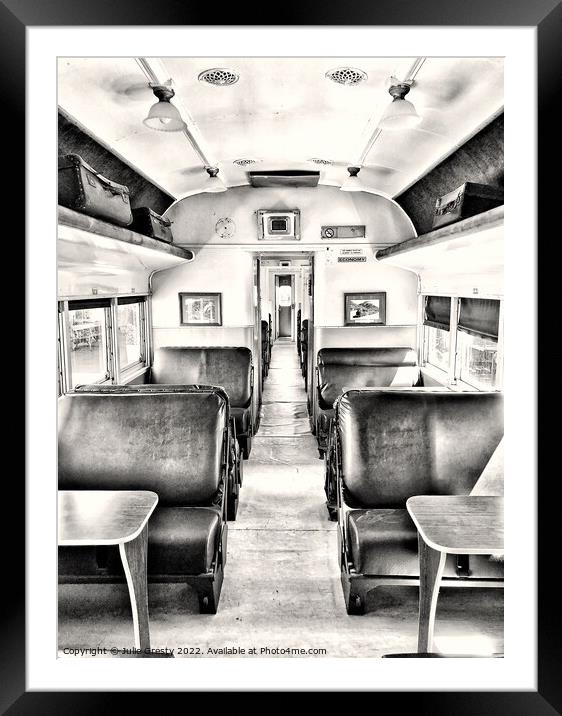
[308,158,334,165]
[233,158,258,166]
[325,67,368,86]
[198,68,239,86]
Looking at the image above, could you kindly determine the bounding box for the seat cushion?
[59,507,222,577]
[231,406,251,436]
[347,508,504,579]
[115,506,221,575]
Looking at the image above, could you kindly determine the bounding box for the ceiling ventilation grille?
[198,68,239,86]
[249,170,320,188]
[308,158,333,165]
[325,67,368,86]
[233,158,258,166]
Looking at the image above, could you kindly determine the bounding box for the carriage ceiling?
[57,57,504,200]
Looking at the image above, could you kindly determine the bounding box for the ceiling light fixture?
[340,166,366,192]
[378,77,421,130]
[204,166,227,193]
[143,85,185,132]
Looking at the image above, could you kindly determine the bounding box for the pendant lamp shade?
[378,97,421,130]
[378,80,421,131]
[143,86,185,132]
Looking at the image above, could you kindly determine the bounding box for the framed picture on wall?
[179,292,222,326]
[344,292,386,326]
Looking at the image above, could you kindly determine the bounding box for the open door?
[276,274,294,339]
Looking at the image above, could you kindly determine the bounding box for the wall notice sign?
[338,255,366,262]
[337,248,367,263]
[321,225,365,239]
[326,247,369,265]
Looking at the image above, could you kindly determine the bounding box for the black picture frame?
[344,292,386,326]
[179,292,222,326]
[17,1,557,711]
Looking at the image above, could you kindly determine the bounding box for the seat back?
[151,347,252,408]
[261,320,269,342]
[317,347,420,409]
[59,385,228,506]
[337,389,504,508]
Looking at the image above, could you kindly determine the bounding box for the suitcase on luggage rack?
[432,182,503,229]
[130,207,174,243]
[58,154,133,226]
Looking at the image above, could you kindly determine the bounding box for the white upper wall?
[165,185,415,246]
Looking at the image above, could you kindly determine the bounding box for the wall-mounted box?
[257,210,301,240]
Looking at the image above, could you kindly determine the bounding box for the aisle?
[58,340,504,658]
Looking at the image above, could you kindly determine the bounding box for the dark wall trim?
[58,111,175,215]
[395,113,504,236]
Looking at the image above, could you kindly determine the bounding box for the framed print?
[179,292,222,325]
[19,0,558,709]
[344,292,386,326]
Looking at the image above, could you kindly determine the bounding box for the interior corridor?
[58,340,504,658]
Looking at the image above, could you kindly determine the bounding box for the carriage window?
[457,332,498,389]
[117,299,144,370]
[425,326,450,372]
[68,306,110,387]
[423,296,451,374]
[456,298,500,390]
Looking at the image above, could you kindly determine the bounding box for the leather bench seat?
[300,319,309,379]
[149,346,254,458]
[336,389,504,614]
[58,386,230,613]
[347,508,504,579]
[317,347,421,455]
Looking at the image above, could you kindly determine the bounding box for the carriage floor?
[58,340,504,658]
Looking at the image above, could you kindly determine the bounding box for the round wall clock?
[215,217,236,239]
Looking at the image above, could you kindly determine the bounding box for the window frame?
[116,298,148,377]
[57,294,149,392]
[423,324,451,379]
[420,293,503,392]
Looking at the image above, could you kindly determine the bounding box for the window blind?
[423,295,451,331]
[458,298,500,339]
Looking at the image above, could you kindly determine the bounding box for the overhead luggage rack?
[58,205,194,264]
[376,205,504,262]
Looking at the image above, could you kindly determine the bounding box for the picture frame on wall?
[179,292,222,326]
[344,292,386,326]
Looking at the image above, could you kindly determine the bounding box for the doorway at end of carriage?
[275,274,295,340]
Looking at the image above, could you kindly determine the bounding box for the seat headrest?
[318,347,417,367]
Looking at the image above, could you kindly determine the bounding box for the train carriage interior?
[57,55,505,658]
